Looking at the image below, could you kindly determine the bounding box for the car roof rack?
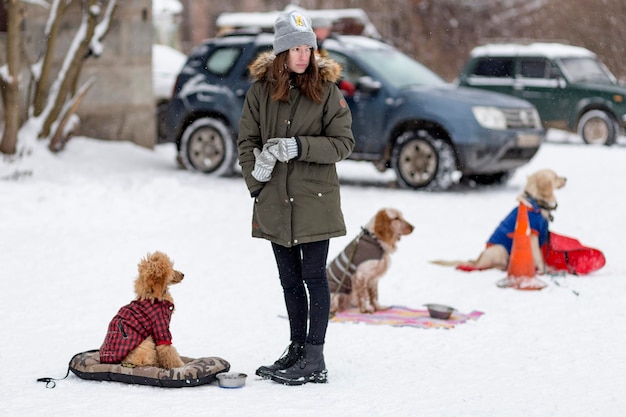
[218,28,266,38]
[216,6,381,39]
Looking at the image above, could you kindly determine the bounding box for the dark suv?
[457,42,626,146]
[160,33,544,190]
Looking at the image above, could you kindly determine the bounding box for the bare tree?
[0,0,117,159]
[0,0,22,155]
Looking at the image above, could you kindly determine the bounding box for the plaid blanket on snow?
[331,306,484,329]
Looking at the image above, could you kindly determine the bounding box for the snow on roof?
[470,42,596,59]
[216,5,381,39]
[153,0,183,16]
[327,35,389,50]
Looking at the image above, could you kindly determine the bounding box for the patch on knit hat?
[273,11,317,55]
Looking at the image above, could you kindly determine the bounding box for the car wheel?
[391,130,457,191]
[578,110,618,146]
[179,117,236,175]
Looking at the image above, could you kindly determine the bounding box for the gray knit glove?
[251,146,277,182]
[267,137,299,162]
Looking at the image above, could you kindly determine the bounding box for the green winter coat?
[237,52,355,247]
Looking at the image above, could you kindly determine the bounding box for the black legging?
[271,240,330,346]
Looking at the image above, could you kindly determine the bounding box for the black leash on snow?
[37,367,71,389]
[36,349,97,388]
[548,273,580,296]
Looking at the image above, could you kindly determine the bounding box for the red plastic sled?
[455,264,485,272]
[543,232,605,275]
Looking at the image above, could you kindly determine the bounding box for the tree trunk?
[0,0,22,155]
[40,0,100,139]
[32,1,68,118]
[48,77,95,152]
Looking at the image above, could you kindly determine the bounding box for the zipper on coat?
[118,321,128,339]
[286,93,303,137]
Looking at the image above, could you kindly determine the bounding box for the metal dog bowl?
[216,372,247,389]
[424,303,455,320]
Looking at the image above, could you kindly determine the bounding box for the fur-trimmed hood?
[248,51,343,83]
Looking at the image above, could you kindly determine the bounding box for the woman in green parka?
[237,10,355,386]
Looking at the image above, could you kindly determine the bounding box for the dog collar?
[524,192,557,212]
[361,226,376,239]
[525,192,557,222]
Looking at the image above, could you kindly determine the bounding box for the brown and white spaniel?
[327,208,414,314]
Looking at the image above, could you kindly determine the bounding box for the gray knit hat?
[273,11,317,55]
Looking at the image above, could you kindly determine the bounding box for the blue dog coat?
[487,199,549,253]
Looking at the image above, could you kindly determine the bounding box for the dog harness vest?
[99,298,175,364]
[487,199,549,253]
[327,230,384,293]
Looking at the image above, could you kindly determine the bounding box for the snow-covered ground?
[1,131,625,417]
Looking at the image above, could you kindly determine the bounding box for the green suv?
[457,42,626,145]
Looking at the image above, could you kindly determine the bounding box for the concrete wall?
[1,0,155,148]
[77,1,155,147]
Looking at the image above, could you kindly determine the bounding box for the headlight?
[528,108,542,129]
[472,106,507,130]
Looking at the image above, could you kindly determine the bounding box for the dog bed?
[39,350,231,388]
[544,232,605,275]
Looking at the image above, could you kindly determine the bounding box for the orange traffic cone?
[497,202,547,290]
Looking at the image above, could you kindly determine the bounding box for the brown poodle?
[99,251,185,369]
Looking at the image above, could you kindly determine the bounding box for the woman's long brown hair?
[270,51,323,104]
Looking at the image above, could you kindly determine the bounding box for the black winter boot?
[256,341,304,378]
[269,342,327,385]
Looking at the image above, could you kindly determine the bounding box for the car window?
[520,58,549,78]
[183,44,210,70]
[353,49,445,89]
[472,57,514,78]
[205,47,242,76]
[559,57,615,84]
[324,51,365,84]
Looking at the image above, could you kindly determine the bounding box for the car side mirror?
[548,67,566,88]
[549,67,562,79]
[356,76,382,94]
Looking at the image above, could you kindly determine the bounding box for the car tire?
[391,130,457,191]
[577,110,618,146]
[179,117,236,175]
